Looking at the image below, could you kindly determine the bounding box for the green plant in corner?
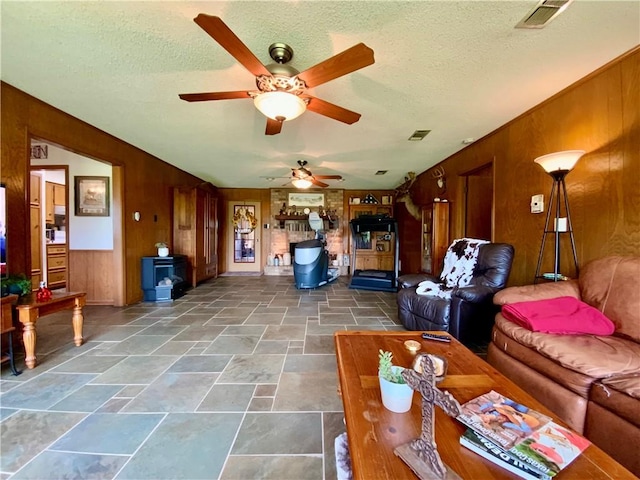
[155,242,168,248]
[379,350,406,384]
[1,273,32,296]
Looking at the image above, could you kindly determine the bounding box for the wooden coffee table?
[334,330,634,480]
[14,291,86,369]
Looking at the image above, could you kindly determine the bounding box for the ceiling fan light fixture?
[291,178,313,189]
[254,91,306,121]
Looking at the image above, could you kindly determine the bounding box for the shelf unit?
[348,205,394,271]
[421,202,450,274]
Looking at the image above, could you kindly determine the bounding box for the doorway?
[463,162,494,241]
[226,201,261,273]
[28,165,69,292]
[29,138,125,305]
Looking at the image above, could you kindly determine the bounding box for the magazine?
[508,421,591,476]
[458,391,591,477]
[460,429,552,480]
[457,390,552,450]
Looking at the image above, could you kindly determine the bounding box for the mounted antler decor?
[431,166,446,194]
[395,172,421,221]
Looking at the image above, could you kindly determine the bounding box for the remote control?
[421,332,451,343]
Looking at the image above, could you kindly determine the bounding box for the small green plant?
[1,273,32,296]
[378,350,406,384]
[155,242,168,248]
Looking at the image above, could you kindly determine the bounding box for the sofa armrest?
[397,274,439,289]
[493,280,580,306]
[453,284,497,303]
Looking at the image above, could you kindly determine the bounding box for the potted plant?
[378,350,414,413]
[1,273,32,296]
[155,242,169,257]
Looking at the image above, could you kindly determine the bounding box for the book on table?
[457,390,591,477]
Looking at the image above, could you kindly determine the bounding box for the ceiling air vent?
[515,0,574,29]
[408,130,431,141]
[375,170,388,175]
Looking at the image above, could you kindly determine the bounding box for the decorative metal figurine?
[394,354,463,479]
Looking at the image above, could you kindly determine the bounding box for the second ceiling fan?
[179,14,375,135]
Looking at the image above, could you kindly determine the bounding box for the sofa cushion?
[494,315,640,378]
[491,327,595,399]
[494,280,580,306]
[501,296,615,335]
[579,256,640,342]
[591,375,640,428]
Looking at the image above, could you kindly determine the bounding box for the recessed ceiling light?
[408,130,431,141]
[265,177,275,181]
[462,138,475,144]
[375,170,388,175]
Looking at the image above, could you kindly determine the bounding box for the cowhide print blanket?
[416,238,489,299]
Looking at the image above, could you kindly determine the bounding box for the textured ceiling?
[2,1,639,189]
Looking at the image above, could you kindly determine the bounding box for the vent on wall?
[515,0,574,29]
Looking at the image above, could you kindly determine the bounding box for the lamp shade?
[253,91,306,121]
[534,150,585,174]
[291,178,312,189]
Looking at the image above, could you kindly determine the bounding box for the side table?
[1,294,21,375]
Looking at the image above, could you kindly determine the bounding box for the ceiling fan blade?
[265,117,283,135]
[179,91,252,102]
[193,14,271,77]
[297,43,374,88]
[310,177,329,188]
[303,95,361,124]
[314,175,343,180]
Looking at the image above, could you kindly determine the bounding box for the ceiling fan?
[283,160,342,188]
[179,14,375,135]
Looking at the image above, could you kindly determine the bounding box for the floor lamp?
[533,150,584,282]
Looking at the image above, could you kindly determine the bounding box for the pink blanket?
[502,296,615,335]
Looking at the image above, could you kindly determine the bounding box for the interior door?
[226,201,261,273]
[464,163,494,241]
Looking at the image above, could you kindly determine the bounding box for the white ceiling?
[2,1,638,189]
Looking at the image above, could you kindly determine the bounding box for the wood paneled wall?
[68,250,115,305]
[403,47,640,286]
[1,82,213,305]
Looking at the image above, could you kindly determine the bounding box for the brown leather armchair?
[397,242,514,345]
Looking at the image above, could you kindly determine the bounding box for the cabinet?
[1,294,19,375]
[30,174,41,205]
[349,205,395,271]
[30,174,42,290]
[173,185,218,286]
[46,244,67,289]
[45,182,66,223]
[421,202,450,274]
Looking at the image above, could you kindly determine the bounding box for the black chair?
[397,241,514,345]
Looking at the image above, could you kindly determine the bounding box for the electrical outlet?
[531,194,544,213]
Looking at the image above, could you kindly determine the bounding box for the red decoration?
[36,283,52,302]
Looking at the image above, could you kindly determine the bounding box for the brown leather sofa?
[487,256,640,476]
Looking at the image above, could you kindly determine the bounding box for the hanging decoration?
[233,206,257,234]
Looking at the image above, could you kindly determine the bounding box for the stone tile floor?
[1,276,412,480]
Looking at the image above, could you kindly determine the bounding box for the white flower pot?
[379,366,414,413]
[157,247,169,257]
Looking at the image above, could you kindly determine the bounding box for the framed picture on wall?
[74,176,110,216]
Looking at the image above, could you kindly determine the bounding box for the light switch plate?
[531,194,544,213]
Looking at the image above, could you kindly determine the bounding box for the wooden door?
[464,163,493,241]
[226,201,261,273]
